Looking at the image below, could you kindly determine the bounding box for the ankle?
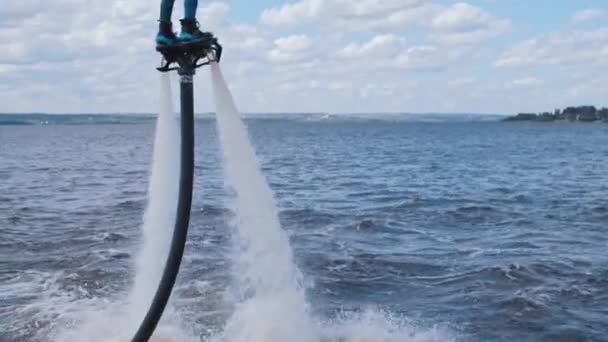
[158,20,173,33]
[180,18,198,30]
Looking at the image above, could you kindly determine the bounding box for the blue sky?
[0,0,606,114]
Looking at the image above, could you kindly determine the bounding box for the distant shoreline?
[0,113,507,126]
[505,106,608,122]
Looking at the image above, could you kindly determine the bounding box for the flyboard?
[130,32,222,341]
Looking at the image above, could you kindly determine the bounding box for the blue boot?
[156,21,178,47]
[179,19,212,42]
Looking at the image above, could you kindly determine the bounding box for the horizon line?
[0,111,510,116]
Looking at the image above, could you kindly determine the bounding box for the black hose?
[131,74,195,341]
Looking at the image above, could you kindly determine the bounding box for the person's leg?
[184,0,198,20]
[156,0,178,46]
[180,0,208,42]
[160,0,177,22]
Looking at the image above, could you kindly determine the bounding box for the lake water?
[1,115,607,341]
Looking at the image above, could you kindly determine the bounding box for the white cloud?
[260,0,442,30]
[335,34,405,59]
[259,0,320,26]
[328,81,351,91]
[359,83,398,99]
[261,1,511,46]
[268,35,314,63]
[0,64,17,74]
[0,42,29,63]
[275,35,313,52]
[496,27,608,67]
[432,3,489,31]
[329,34,470,73]
[336,2,442,31]
[395,45,443,70]
[0,0,605,114]
[448,78,475,87]
[509,77,544,88]
[198,1,230,29]
[430,3,510,45]
[0,0,154,65]
[571,8,605,24]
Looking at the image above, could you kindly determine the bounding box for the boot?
[155,21,178,47]
[179,19,212,42]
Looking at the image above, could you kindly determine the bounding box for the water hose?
[131,72,195,342]
[131,35,220,342]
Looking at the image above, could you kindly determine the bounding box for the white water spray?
[128,72,181,323]
[210,64,318,342]
[209,64,453,342]
[127,73,192,341]
[54,73,184,342]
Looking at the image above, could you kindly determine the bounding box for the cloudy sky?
[1,0,607,114]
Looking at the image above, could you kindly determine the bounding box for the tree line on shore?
[505,106,608,122]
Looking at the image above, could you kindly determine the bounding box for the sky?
[0,0,607,114]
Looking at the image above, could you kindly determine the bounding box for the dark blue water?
[1,116,607,341]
